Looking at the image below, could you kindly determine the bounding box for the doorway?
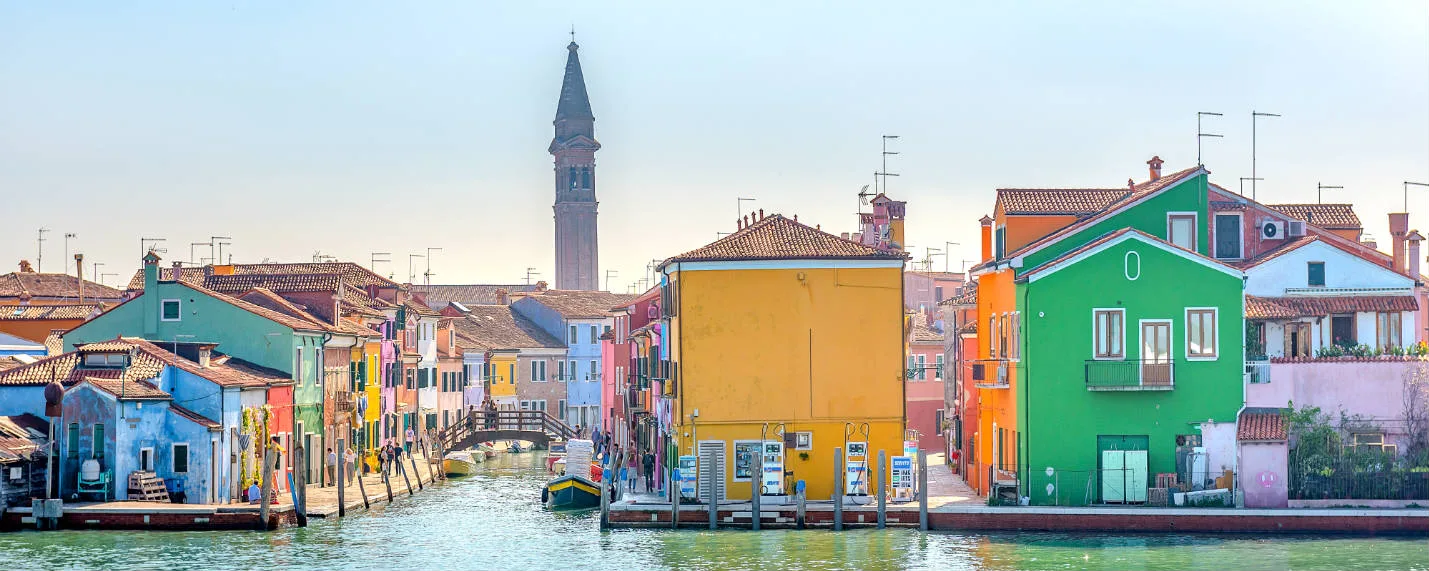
[1140,321,1172,386]
[1098,435,1149,503]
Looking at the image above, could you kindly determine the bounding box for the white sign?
[760,441,784,495]
[678,455,697,500]
[845,460,868,495]
[890,455,914,502]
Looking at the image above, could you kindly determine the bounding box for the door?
[1101,449,1126,502]
[1285,322,1312,357]
[1140,321,1172,386]
[697,441,726,503]
[1098,435,1149,503]
[1331,315,1355,347]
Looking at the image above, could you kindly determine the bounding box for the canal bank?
[0,448,447,532]
[1,452,1426,571]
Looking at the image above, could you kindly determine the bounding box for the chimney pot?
[1407,230,1424,279]
[1390,213,1409,273]
[759,208,764,220]
[1147,156,1164,181]
[197,344,215,368]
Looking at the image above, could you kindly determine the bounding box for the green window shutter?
[358,361,367,391]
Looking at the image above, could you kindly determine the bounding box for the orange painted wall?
[996,213,1081,254]
[0,319,82,343]
[973,268,1018,492]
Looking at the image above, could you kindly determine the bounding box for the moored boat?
[442,451,479,477]
[541,439,600,510]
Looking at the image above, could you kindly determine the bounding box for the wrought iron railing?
[1084,360,1175,390]
[969,359,1010,389]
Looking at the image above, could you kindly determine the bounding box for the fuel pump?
[843,422,871,503]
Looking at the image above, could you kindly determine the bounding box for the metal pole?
[751,441,761,530]
[708,453,718,530]
[833,446,843,531]
[1251,111,1280,201]
[877,449,887,529]
[918,450,929,531]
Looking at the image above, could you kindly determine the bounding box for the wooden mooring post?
[258,442,273,531]
[336,438,346,517]
[409,444,423,490]
[833,447,843,531]
[795,488,806,529]
[382,454,395,503]
[354,449,370,510]
[294,445,308,527]
[876,449,887,529]
[751,446,762,531]
[400,449,415,497]
[670,452,680,530]
[918,450,929,531]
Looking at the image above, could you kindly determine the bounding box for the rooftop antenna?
[100,272,118,286]
[210,236,232,265]
[737,197,756,227]
[605,270,618,292]
[190,242,208,265]
[570,25,576,44]
[36,228,49,273]
[876,135,900,196]
[1196,111,1223,166]
[524,267,540,286]
[1237,177,1263,198]
[408,254,425,284]
[1316,183,1343,205]
[370,252,391,271]
[62,233,78,275]
[140,237,166,258]
[923,247,943,272]
[856,184,873,217]
[92,262,104,283]
[1251,111,1280,201]
[944,242,961,272]
[1405,181,1429,214]
[424,247,443,286]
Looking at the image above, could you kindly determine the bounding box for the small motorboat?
[542,439,600,510]
[477,443,496,459]
[442,451,479,477]
[508,442,525,454]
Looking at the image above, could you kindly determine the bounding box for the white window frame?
[1212,212,1244,260]
[793,431,813,450]
[1009,311,1021,361]
[1166,211,1198,251]
[1092,308,1126,360]
[160,299,182,322]
[915,354,927,380]
[569,325,577,344]
[1184,307,1219,361]
[171,442,190,474]
[589,360,598,382]
[1138,318,1175,386]
[934,354,945,381]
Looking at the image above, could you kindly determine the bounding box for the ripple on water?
[1,453,1425,571]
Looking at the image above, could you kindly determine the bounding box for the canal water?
[1,452,1425,571]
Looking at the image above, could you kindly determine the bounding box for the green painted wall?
[1014,236,1243,506]
[1017,173,1209,272]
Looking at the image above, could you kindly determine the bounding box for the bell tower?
[550,38,600,291]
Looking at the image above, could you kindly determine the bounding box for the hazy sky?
[2,2,1427,291]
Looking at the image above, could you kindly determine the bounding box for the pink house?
[907,320,946,451]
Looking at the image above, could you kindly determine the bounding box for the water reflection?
[0,452,1423,571]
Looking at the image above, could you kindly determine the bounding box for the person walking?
[405,427,415,454]
[325,447,337,486]
[642,450,656,493]
[394,442,406,476]
[626,452,639,492]
[345,447,357,485]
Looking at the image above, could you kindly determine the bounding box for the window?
[589,360,598,381]
[557,360,566,381]
[531,360,546,382]
[988,316,998,359]
[1307,262,1326,287]
[406,368,414,390]
[569,325,577,344]
[92,424,105,460]
[1093,309,1125,359]
[1167,213,1197,251]
[589,325,598,344]
[161,299,181,321]
[1009,312,1021,361]
[907,356,916,380]
[172,443,189,473]
[569,360,576,382]
[935,354,945,381]
[935,409,946,432]
[1186,308,1218,359]
[295,347,305,385]
[998,314,1008,358]
[1214,213,1243,259]
[83,353,126,367]
[793,432,813,450]
[915,354,927,380]
[140,447,154,472]
[508,364,515,384]
[67,423,79,459]
[558,399,566,420]
[1377,312,1403,351]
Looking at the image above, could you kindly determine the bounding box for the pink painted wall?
[1239,442,1288,508]
[1267,360,1425,444]
[908,340,945,450]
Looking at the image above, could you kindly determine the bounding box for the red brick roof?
[175,283,330,333]
[910,323,944,344]
[413,284,544,307]
[661,214,905,268]
[1245,294,1419,319]
[127,262,399,292]
[0,304,104,321]
[940,281,978,307]
[76,376,170,400]
[1269,204,1361,230]
[203,273,343,294]
[997,189,1130,216]
[516,290,638,319]
[451,306,565,351]
[0,337,287,389]
[0,271,124,301]
[1238,409,1287,441]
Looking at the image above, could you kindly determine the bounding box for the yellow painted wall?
[488,353,517,398]
[669,263,905,500]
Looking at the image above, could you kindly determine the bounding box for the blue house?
[0,332,45,357]
[511,291,634,430]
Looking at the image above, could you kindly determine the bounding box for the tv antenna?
[36,228,49,272]
[1196,111,1222,166]
[524,267,540,285]
[875,135,900,196]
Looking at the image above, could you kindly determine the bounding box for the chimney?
[1407,231,1424,279]
[74,253,85,304]
[979,215,994,262]
[142,251,160,335]
[1361,235,1378,251]
[758,208,764,221]
[841,232,850,240]
[1128,178,1135,190]
[793,214,798,223]
[737,218,743,230]
[495,288,509,305]
[169,261,183,283]
[1390,213,1409,273]
[18,260,34,273]
[197,343,216,368]
[1147,156,1164,181]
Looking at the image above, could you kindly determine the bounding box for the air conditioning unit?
[1261,220,1287,240]
[1287,220,1307,237]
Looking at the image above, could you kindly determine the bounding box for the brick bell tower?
[549,37,600,291]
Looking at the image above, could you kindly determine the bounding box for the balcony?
[1245,360,1271,384]
[970,359,1010,389]
[334,390,355,412]
[1085,359,1174,391]
[626,387,650,412]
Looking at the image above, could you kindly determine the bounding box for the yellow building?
[362,341,382,472]
[659,213,907,501]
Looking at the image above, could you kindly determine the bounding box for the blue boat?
[542,474,601,510]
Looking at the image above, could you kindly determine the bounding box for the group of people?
[604,443,658,495]
[323,447,360,486]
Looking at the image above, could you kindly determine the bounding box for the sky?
[2,1,1427,292]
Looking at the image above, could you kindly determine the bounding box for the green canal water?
[1,453,1425,571]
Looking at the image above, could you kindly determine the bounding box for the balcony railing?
[1085,359,1175,391]
[970,359,1010,389]
[1245,360,1271,384]
[334,390,355,412]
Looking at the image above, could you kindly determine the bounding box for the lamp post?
[1251,111,1280,201]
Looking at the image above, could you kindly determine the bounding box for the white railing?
[1245,360,1271,384]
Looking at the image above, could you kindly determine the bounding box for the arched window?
[568,167,579,190]
[581,167,592,189]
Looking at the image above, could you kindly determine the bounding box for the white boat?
[443,451,479,477]
[476,443,496,459]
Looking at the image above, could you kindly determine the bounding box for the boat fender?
[541,486,550,503]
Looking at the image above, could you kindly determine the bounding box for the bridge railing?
[436,410,577,450]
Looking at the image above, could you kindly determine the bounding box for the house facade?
[511,290,634,431]
[906,321,945,452]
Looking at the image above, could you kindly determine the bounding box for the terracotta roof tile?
[0,272,124,301]
[78,376,170,400]
[910,323,944,344]
[175,283,327,332]
[662,214,905,268]
[1245,294,1418,320]
[127,262,398,292]
[0,356,30,372]
[1269,204,1361,230]
[1238,408,1287,441]
[0,337,287,390]
[126,338,286,388]
[0,304,104,321]
[451,306,565,351]
[203,273,343,294]
[940,282,978,307]
[413,284,544,307]
[516,290,638,319]
[124,267,207,291]
[997,189,1129,216]
[0,414,48,461]
[402,299,441,318]
[170,403,221,429]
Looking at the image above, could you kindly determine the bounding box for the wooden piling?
[336,438,346,517]
[751,444,761,531]
[876,449,887,529]
[669,451,679,530]
[383,454,395,503]
[409,445,423,490]
[833,446,843,531]
[707,453,718,530]
[259,443,273,531]
[918,450,929,531]
[795,488,806,529]
[355,450,370,509]
[400,450,415,497]
[294,445,308,527]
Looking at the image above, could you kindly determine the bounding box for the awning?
[1245,294,1418,320]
